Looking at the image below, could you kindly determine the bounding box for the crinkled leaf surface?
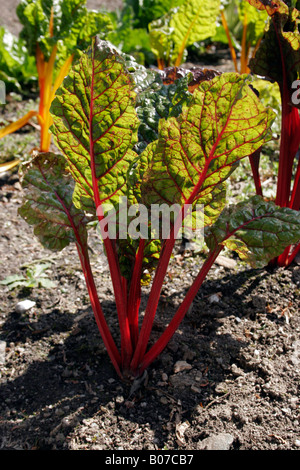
[50,38,140,213]
[205,195,300,267]
[133,71,193,154]
[136,73,275,227]
[18,152,88,251]
[132,66,221,155]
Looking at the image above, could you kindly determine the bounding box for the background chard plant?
[0,25,37,95]
[243,0,300,266]
[0,0,112,155]
[148,0,221,69]
[216,0,269,74]
[18,37,300,380]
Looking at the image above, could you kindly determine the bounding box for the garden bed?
[0,148,299,450]
[0,0,299,452]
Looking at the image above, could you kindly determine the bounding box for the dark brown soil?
[0,0,300,454]
[0,153,300,451]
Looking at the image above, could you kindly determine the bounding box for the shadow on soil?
[0,266,274,449]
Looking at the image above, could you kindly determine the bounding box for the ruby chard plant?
[18,38,300,380]
[244,0,300,266]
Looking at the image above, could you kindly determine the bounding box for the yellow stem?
[36,44,47,130]
[42,45,57,116]
[49,6,54,38]
[39,44,58,152]
[0,110,38,139]
[40,53,73,152]
[220,10,238,73]
[37,6,57,152]
[50,54,74,104]
[0,6,72,154]
[241,12,249,74]
[157,57,165,70]
[0,159,20,173]
[36,45,47,92]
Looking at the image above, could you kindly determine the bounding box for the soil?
[0,0,300,454]
[1,133,300,453]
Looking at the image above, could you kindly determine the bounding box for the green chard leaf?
[129,65,222,161]
[149,0,220,66]
[135,73,275,228]
[50,37,140,213]
[16,0,113,63]
[169,0,220,65]
[205,195,300,267]
[132,66,221,155]
[18,152,88,251]
[107,6,152,63]
[0,26,37,92]
[237,0,269,47]
[149,13,175,65]
[125,0,185,29]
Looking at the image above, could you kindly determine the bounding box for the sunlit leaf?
[170,0,220,65]
[206,195,300,267]
[50,37,140,213]
[136,73,275,227]
[18,152,88,251]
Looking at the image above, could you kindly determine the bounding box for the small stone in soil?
[198,433,234,450]
[15,299,36,314]
[0,340,6,364]
[174,360,192,373]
